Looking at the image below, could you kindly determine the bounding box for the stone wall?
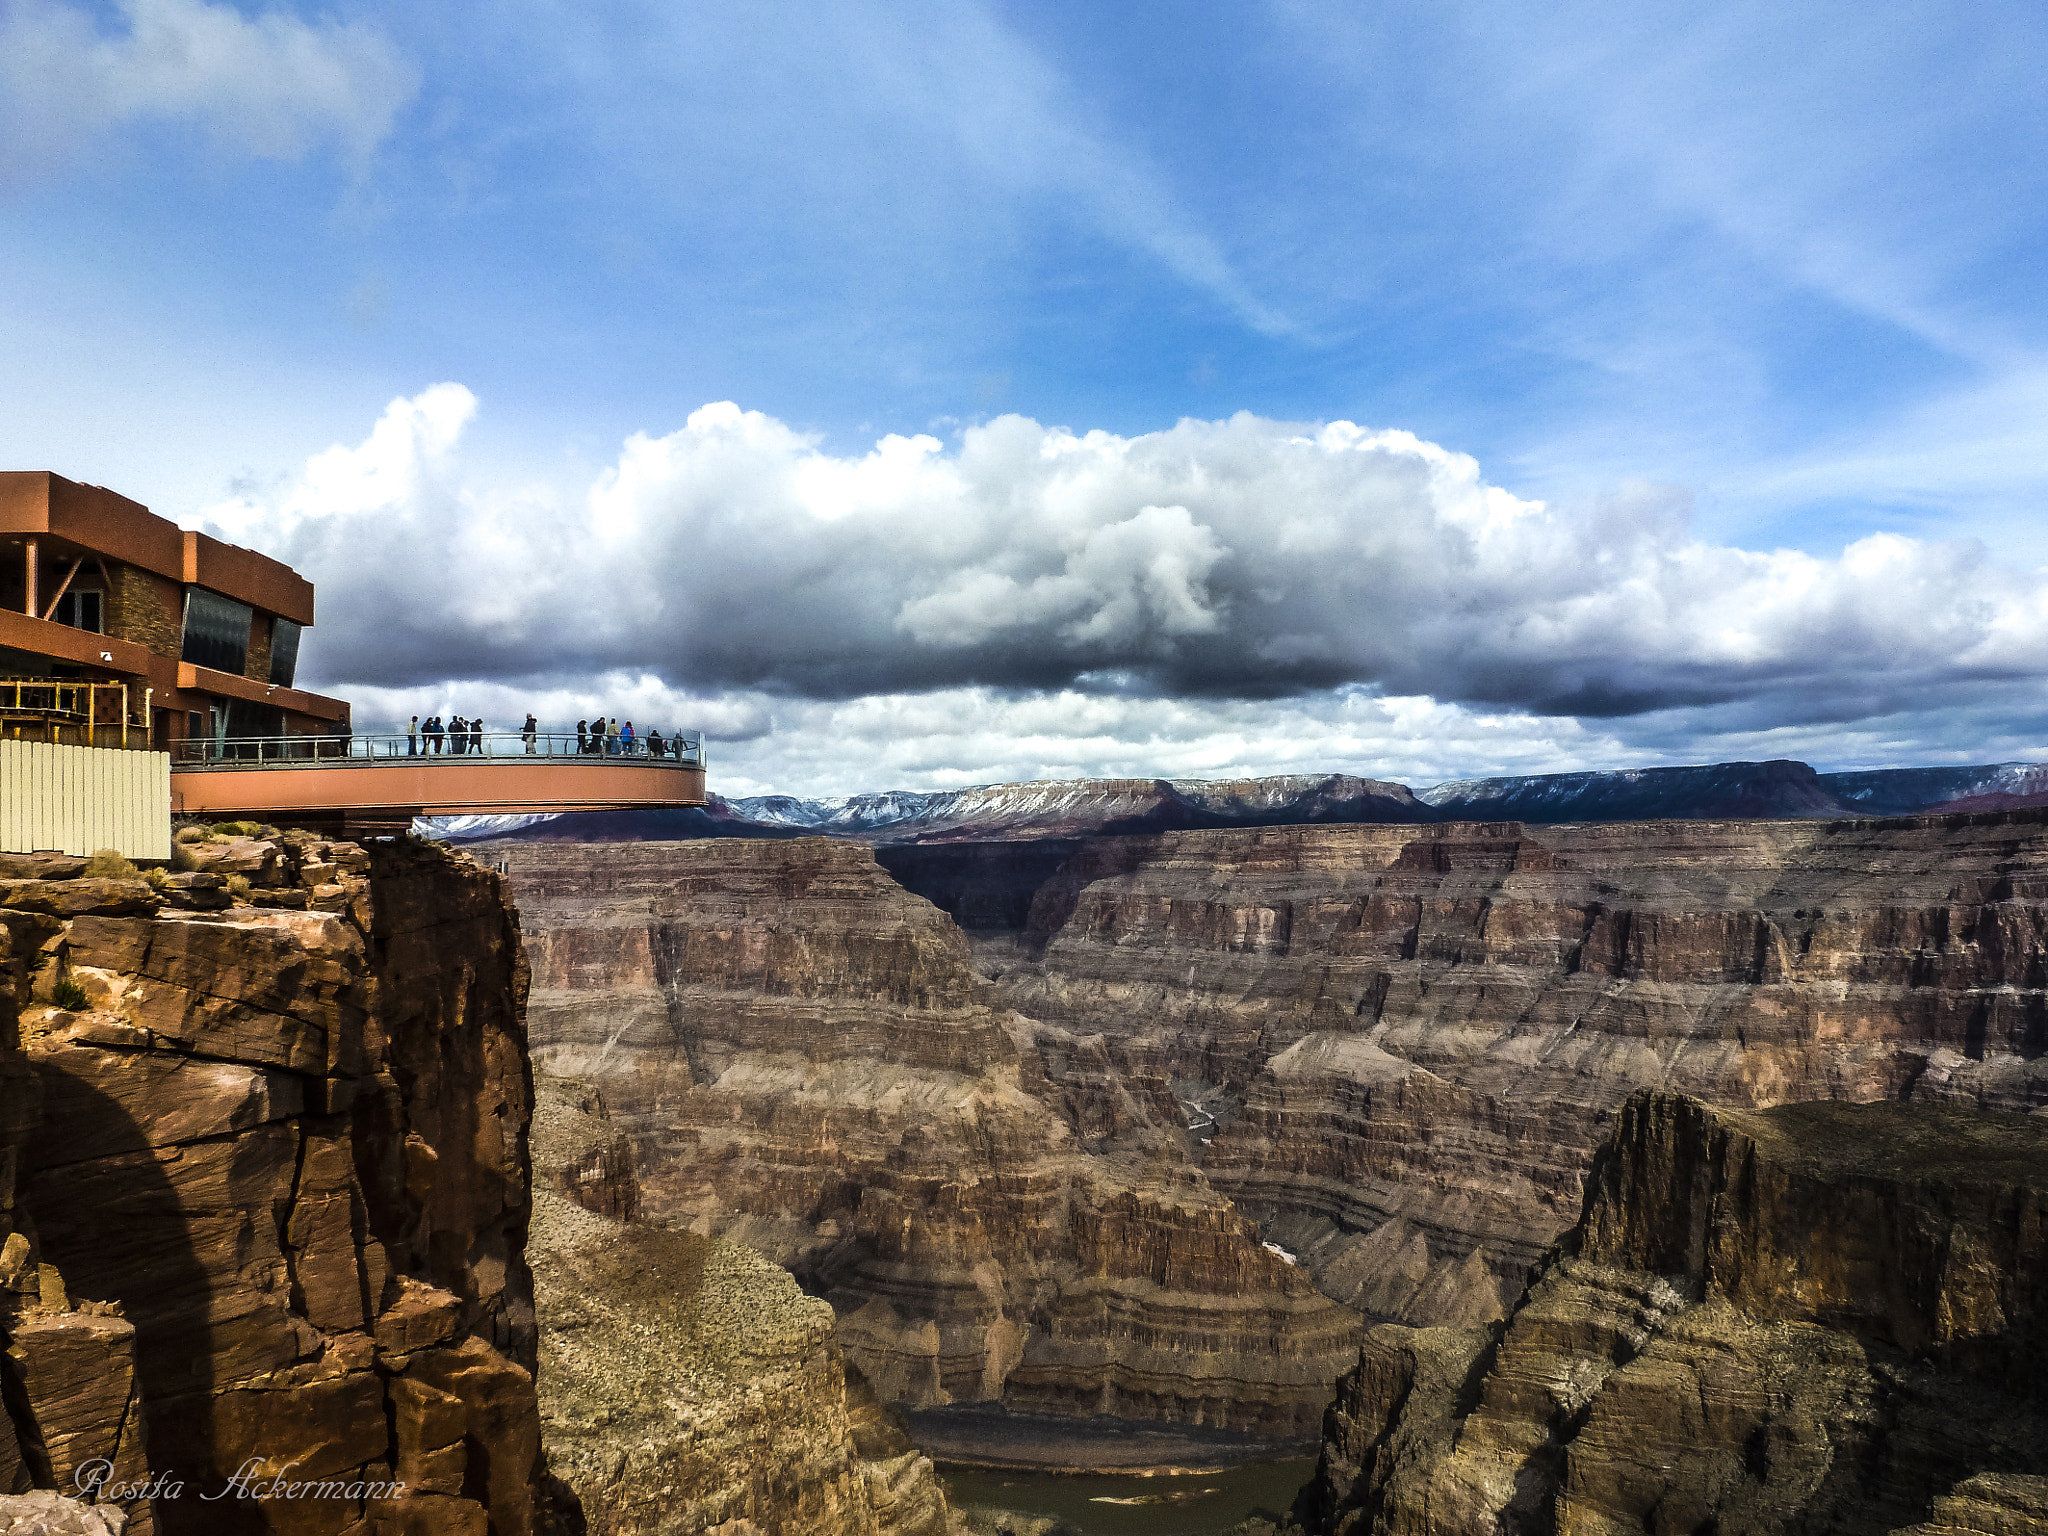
[103,565,181,660]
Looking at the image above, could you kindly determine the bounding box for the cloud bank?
[209,383,2048,712]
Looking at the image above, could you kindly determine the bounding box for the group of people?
[401,713,690,759]
[576,717,688,758]
[407,714,487,754]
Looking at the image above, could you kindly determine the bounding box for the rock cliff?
[506,838,1364,1441]
[0,833,538,1536]
[989,814,2048,1329]
[1291,1091,2048,1536]
[528,1073,961,1536]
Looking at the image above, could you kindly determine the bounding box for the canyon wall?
[1291,1091,2048,1536]
[0,834,538,1536]
[509,838,1364,1440]
[988,814,2048,1328]
[529,1073,960,1536]
[499,809,2048,1468]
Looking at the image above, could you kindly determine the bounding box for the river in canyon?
[940,1457,1315,1534]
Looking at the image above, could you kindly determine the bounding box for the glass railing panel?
[169,732,708,766]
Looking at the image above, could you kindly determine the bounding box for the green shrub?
[225,874,253,901]
[171,842,203,872]
[142,867,172,890]
[82,849,140,881]
[51,978,89,1012]
[174,826,209,845]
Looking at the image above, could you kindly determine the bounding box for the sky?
[4,0,2047,797]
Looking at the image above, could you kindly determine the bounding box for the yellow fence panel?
[0,740,171,860]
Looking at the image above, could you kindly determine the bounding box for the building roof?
[0,471,314,626]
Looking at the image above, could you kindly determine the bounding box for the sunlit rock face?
[982,813,2048,1329]
[1290,1091,2048,1536]
[0,838,538,1536]
[507,838,1366,1440]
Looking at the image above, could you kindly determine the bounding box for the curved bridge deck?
[171,731,707,835]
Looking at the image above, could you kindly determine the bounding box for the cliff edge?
[0,833,538,1536]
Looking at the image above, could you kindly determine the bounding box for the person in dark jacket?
[576,720,587,753]
[647,728,663,758]
[470,716,484,754]
[523,714,538,754]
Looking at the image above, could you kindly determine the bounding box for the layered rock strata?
[987,815,2048,1327]
[508,838,1363,1439]
[529,1074,960,1536]
[0,835,538,1536]
[1292,1091,2048,1536]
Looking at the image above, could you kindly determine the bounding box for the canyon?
[0,832,983,1536]
[1289,1090,2048,1535]
[511,838,1364,1442]
[496,807,2048,1470]
[0,791,2042,1533]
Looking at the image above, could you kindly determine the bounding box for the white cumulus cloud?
[194,386,2048,788]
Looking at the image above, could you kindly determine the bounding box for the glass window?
[222,698,284,755]
[53,590,102,632]
[269,618,302,688]
[182,588,251,675]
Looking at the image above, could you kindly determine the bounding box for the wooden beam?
[41,556,83,621]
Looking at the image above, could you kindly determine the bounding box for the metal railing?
[1,677,148,750]
[172,730,705,768]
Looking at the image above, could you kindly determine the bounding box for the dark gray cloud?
[206,388,2048,737]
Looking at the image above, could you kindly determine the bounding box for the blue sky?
[5,1,2048,795]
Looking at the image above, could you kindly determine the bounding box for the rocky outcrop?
[529,1073,960,1536]
[0,833,538,1536]
[0,1490,129,1533]
[985,814,2048,1330]
[1291,1091,2048,1536]
[507,838,1364,1440]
